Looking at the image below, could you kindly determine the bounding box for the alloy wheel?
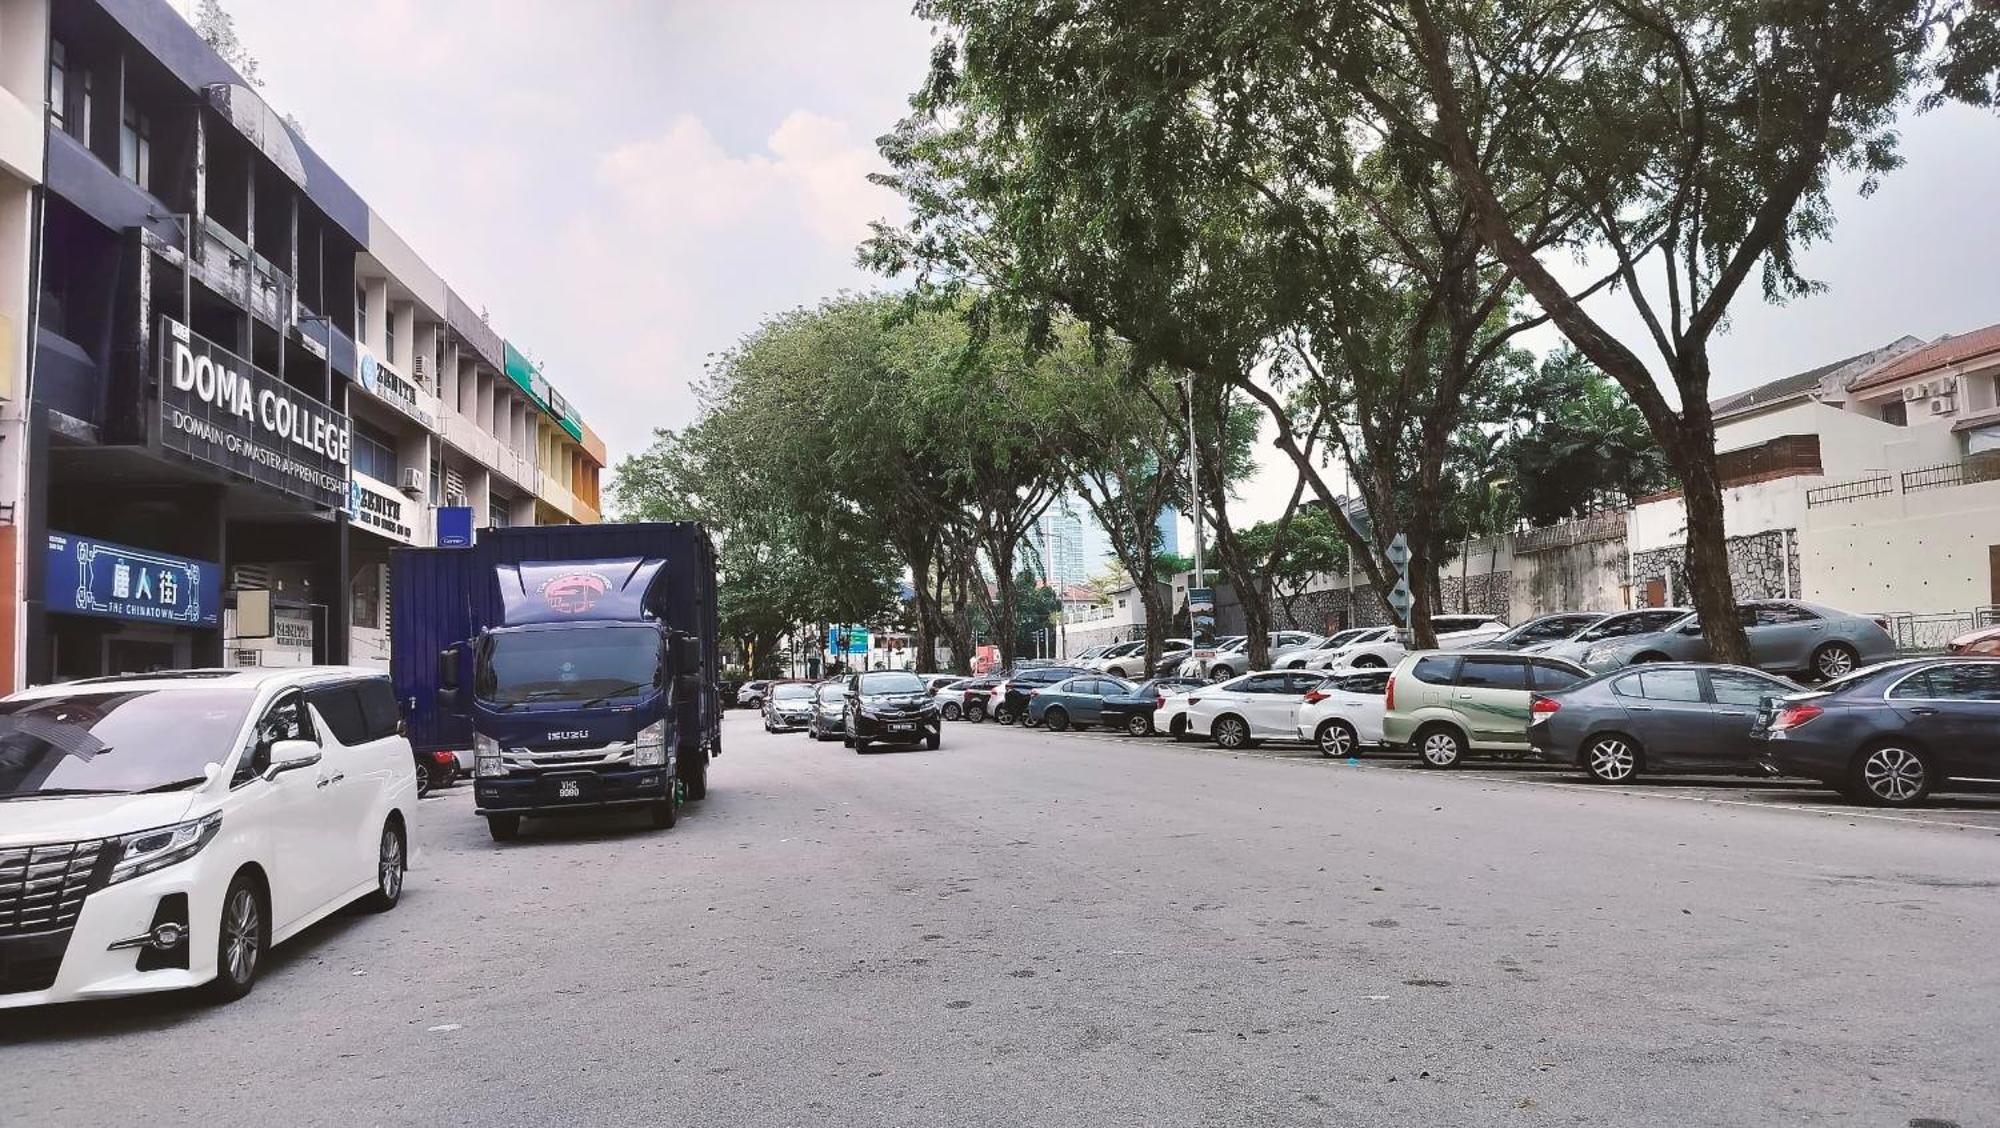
[1863,745,1926,803]
[1125,713,1151,737]
[1318,722,1356,759]
[1420,731,1462,768]
[1586,737,1637,782]
[1215,717,1248,749]
[1815,645,1857,679]
[379,827,405,900]
[224,888,261,985]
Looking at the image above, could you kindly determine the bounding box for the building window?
[1881,400,1908,427]
[48,41,66,132]
[356,285,367,344]
[428,455,443,507]
[490,496,512,528]
[351,418,399,483]
[118,103,151,190]
[383,303,396,362]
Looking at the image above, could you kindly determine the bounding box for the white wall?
[1717,401,1959,478]
[1802,477,2000,614]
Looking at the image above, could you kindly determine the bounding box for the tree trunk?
[1671,435,1751,662]
[1139,581,1169,675]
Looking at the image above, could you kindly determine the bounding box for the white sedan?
[1302,626,1399,670]
[1184,670,1331,749]
[0,667,417,1009]
[1320,615,1511,672]
[1294,669,1391,757]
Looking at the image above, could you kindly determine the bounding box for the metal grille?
[1805,474,1894,508]
[0,838,108,937]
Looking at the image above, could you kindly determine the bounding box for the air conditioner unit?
[1930,397,1952,415]
[399,467,427,495]
[1902,385,1923,402]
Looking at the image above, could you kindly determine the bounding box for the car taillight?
[1303,689,1329,704]
[1384,675,1396,711]
[432,750,456,764]
[1154,694,1165,707]
[1769,702,1823,732]
[1529,695,1560,720]
[1029,689,1041,697]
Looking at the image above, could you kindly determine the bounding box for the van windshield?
[477,625,661,706]
[0,689,254,798]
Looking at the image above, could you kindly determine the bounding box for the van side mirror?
[262,739,322,782]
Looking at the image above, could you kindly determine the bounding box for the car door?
[303,682,384,895]
[1068,679,1105,724]
[1703,668,1796,767]
[1450,657,1532,745]
[1887,662,2000,782]
[1623,667,1717,767]
[246,689,344,927]
[1233,673,1293,736]
[1330,671,1389,744]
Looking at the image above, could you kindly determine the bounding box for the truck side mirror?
[669,633,701,677]
[438,648,460,690]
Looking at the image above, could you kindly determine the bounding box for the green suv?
[1382,650,1591,768]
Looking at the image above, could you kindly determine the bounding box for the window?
[1457,658,1529,691]
[1411,656,1458,684]
[356,679,401,740]
[237,691,317,786]
[307,685,369,745]
[48,41,66,132]
[384,303,397,361]
[1611,674,1645,697]
[1335,672,1390,696]
[1880,400,1908,426]
[351,418,399,483]
[1637,669,1705,703]
[1749,603,1819,626]
[1891,663,2000,702]
[490,497,513,528]
[1709,670,1787,707]
[1531,662,1585,691]
[429,455,444,507]
[1241,673,1290,694]
[1285,671,1329,694]
[356,285,367,342]
[118,103,150,190]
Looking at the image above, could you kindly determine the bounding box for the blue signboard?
[45,532,220,627]
[437,506,475,548]
[830,625,870,655]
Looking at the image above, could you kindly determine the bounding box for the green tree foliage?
[1237,505,1351,628]
[1011,571,1062,659]
[194,0,262,87]
[1495,350,1673,527]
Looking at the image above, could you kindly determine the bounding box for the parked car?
[763,681,817,732]
[1945,624,2000,655]
[1302,626,1399,670]
[954,675,1005,722]
[1186,670,1333,749]
[1099,676,1208,736]
[1577,601,1898,680]
[1155,685,1201,740]
[1106,641,1187,680]
[1752,656,2000,806]
[1146,641,1197,679]
[1531,607,1692,662]
[1526,663,1801,783]
[415,747,459,795]
[1070,645,1110,666]
[1485,612,1607,652]
[1025,675,1138,730]
[1381,650,1591,768]
[1275,628,1373,669]
[1323,615,1510,673]
[1184,632,1318,681]
[924,676,968,719]
[1085,640,1144,674]
[1178,635,1246,680]
[806,680,848,741]
[736,680,772,709]
[1296,669,1392,758]
[843,669,943,751]
[987,666,1090,725]
[0,667,416,1009]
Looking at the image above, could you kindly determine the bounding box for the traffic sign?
[1386,578,1413,616]
[1385,533,1410,571]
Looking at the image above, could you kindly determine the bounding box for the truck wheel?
[649,795,679,829]
[487,815,521,842]
[679,745,709,801]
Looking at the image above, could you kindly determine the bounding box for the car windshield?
[857,671,926,695]
[771,683,814,700]
[816,682,845,702]
[477,625,661,706]
[0,689,254,798]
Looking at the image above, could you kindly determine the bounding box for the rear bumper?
[475,767,672,815]
[1752,736,1845,780]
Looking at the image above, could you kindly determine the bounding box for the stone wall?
[1630,528,1799,605]
[1437,571,1512,619]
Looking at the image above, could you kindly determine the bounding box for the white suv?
[0,667,418,1009]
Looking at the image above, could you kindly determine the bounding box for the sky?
[196,1,2000,549]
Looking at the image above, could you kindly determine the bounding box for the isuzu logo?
[547,730,589,741]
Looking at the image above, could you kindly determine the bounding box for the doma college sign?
[159,317,349,509]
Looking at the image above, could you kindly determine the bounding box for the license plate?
[557,779,581,799]
[889,722,915,732]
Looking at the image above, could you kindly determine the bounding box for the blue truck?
[389,522,720,841]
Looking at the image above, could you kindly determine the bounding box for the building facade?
[1036,500,1087,589]
[21,0,601,686]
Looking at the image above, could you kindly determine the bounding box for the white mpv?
[0,667,417,1008]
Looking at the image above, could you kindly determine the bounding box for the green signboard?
[503,339,584,440]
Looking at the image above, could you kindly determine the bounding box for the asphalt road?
[6,712,1998,1127]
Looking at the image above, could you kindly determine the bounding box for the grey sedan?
[1576,601,1896,681]
[1528,663,1802,782]
[1533,607,1691,663]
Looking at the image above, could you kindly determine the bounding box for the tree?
[1012,571,1062,658]
[1496,349,1673,526]
[194,0,262,87]
[1239,505,1351,628]
[1382,0,2000,659]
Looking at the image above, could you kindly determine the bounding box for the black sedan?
[1100,676,1208,736]
[1753,656,2000,807]
[1528,662,1800,783]
[843,669,943,751]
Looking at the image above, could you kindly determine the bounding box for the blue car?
[1025,675,1138,731]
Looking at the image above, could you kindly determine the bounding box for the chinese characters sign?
[45,532,220,627]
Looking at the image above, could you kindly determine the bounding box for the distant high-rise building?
[1155,508,1180,557]
[1036,502,1089,589]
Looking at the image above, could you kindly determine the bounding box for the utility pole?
[1184,372,1203,589]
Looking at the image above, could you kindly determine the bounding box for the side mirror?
[668,633,701,677]
[262,739,322,782]
[438,647,460,690]
[1681,623,1704,636]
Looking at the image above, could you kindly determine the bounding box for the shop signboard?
[348,471,416,544]
[159,317,350,509]
[46,531,220,628]
[1189,586,1216,657]
[355,343,438,431]
[437,506,474,547]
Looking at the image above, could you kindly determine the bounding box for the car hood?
[0,791,200,847]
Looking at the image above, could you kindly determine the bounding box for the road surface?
[6,713,1995,1127]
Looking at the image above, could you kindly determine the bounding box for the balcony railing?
[1805,474,1895,508]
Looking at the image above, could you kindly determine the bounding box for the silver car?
[1535,608,1692,664]
[1579,600,1898,680]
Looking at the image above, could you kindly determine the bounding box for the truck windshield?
[477,625,661,706]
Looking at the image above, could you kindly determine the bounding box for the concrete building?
[0,0,44,691]
[1036,500,1087,589]
[21,0,602,685]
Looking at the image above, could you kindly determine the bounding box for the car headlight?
[633,719,667,767]
[474,731,506,778]
[107,813,222,886]
[1583,645,1620,666]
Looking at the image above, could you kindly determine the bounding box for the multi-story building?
[1036,500,1087,589]
[0,0,46,690]
[21,0,602,685]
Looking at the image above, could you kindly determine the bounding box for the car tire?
[925,731,941,751]
[358,820,406,913]
[1207,667,1232,683]
[1045,707,1071,732]
[204,874,266,1004]
[1415,725,1466,769]
[1848,742,1934,807]
[1287,661,1305,670]
[487,814,522,842]
[1812,642,1860,682]
[649,790,680,829]
[994,705,1016,726]
[1170,715,1192,742]
[1125,713,1153,737]
[1632,652,1666,665]
[853,738,872,754]
[1316,719,1359,759]
[967,703,986,723]
[1582,734,1641,783]
[1212,715,1251,750]
[1352,655,1385,669]
[415,762,433,799]
[942,702,961,721]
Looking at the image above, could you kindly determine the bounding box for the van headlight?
[474,732,506,778]
[108,813,222,886]
[633,719,667,767]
